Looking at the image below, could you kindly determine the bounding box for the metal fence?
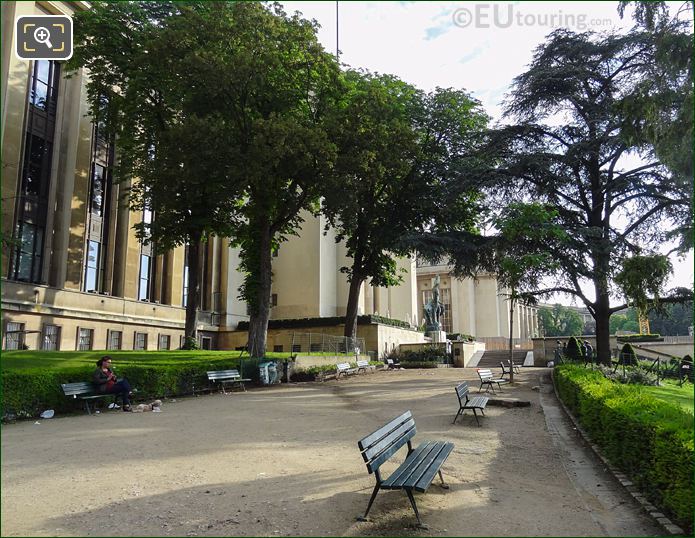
[290,332,366,355]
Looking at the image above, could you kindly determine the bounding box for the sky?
[280,1,693,306]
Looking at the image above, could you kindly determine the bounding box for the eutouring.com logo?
[452,4,614,31]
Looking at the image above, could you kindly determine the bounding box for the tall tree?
[477,29,692,364]
[538,304,585,337]
[69,1,245,345]
[220,3,341,358]
[323,70,488,338]
[492,203,566,381]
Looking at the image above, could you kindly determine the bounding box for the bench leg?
[472,409,480,426]
[438,470,450,489]
[357,483,380,522]
[84,400,92,415]
[452,407,463,424]
[405,488,428,530]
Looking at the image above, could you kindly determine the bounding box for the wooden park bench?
[336,362,357,377]
[356,359,376,374]
[206,369,251,394]
[452,382,488,426]
[356,410,454,529]
[476,368,509,393]
[61,382,122,415]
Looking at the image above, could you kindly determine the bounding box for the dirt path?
[1,368,663,536]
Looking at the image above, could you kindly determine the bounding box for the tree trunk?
[594,293,612,366]
[247,220,273,359]
[184,234,202,344]
[508,294,515,383]
[344,276,364,339]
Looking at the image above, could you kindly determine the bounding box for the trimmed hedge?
[2,357,271,419]
[617,334,663,343]
[236,314,414,331]
[554,365,693,531]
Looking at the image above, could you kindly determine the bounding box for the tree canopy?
[474,28,692,364]
[322,70,488,337]
[538,304,585,337]
[68,1,247,342]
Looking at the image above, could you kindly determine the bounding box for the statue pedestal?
[429,330,447,343]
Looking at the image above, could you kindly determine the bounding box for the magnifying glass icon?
[33,27,53,49]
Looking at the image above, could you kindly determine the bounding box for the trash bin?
[259,361,279,385]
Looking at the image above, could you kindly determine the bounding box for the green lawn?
[643,380,694,414]
[0,350,292,370]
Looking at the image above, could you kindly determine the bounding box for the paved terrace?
[1,368,663,536]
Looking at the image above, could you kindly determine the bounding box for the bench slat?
[413,442,454,492]
[358,411,413,451]
[365,425,416,474]
[362,417,416,460]
[380,440,436,488]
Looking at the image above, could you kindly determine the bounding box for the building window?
[200,336,212,350]
[273,345,283,352]
[41,324,60,350]
[271,293,278,307]
[158,334,170,350]
[138,208,154,301]
[292,344,301,353]
[10,61,60,284]
[138,254,151,300]
[5,322,25,350]
[107,330,122,350]
[84,240,100,292]
[77,328,93,350]
[134,332,147,351]
[182,246,189,307]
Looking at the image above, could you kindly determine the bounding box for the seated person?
[93,356,133,412]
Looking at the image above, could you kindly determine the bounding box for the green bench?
[356,410,454,529]
[452,382,488,426]
[61,382,121,415]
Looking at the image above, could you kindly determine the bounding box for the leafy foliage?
[322,70,488,337]
[555,365,693,530]
[538,304,584,337]
[475,29,692,364]
[615,254,673,316]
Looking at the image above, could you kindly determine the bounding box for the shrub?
[398,345,447,364]
[599,365,658,386]
[399,361,438,369]
[565,336,582,361]
[1,356,263,419]
[289,364,338,382]
[616,334,662,343]
[618,343,638,365]
[555,365,693,531]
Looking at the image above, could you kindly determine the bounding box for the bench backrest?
[61,382,96,397]
[455,382,470,405]
[386,359,394,365]
[357,360,369,368]
[336,363,352,372]
[207,369,240,380]
[500,362,510,374]
[477,369,494,380]
[358,410,416,475]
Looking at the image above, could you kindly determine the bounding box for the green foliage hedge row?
[236,314,413,331]
[616,334,663,343]
[554,365,693,531]
[2,357,267,418]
